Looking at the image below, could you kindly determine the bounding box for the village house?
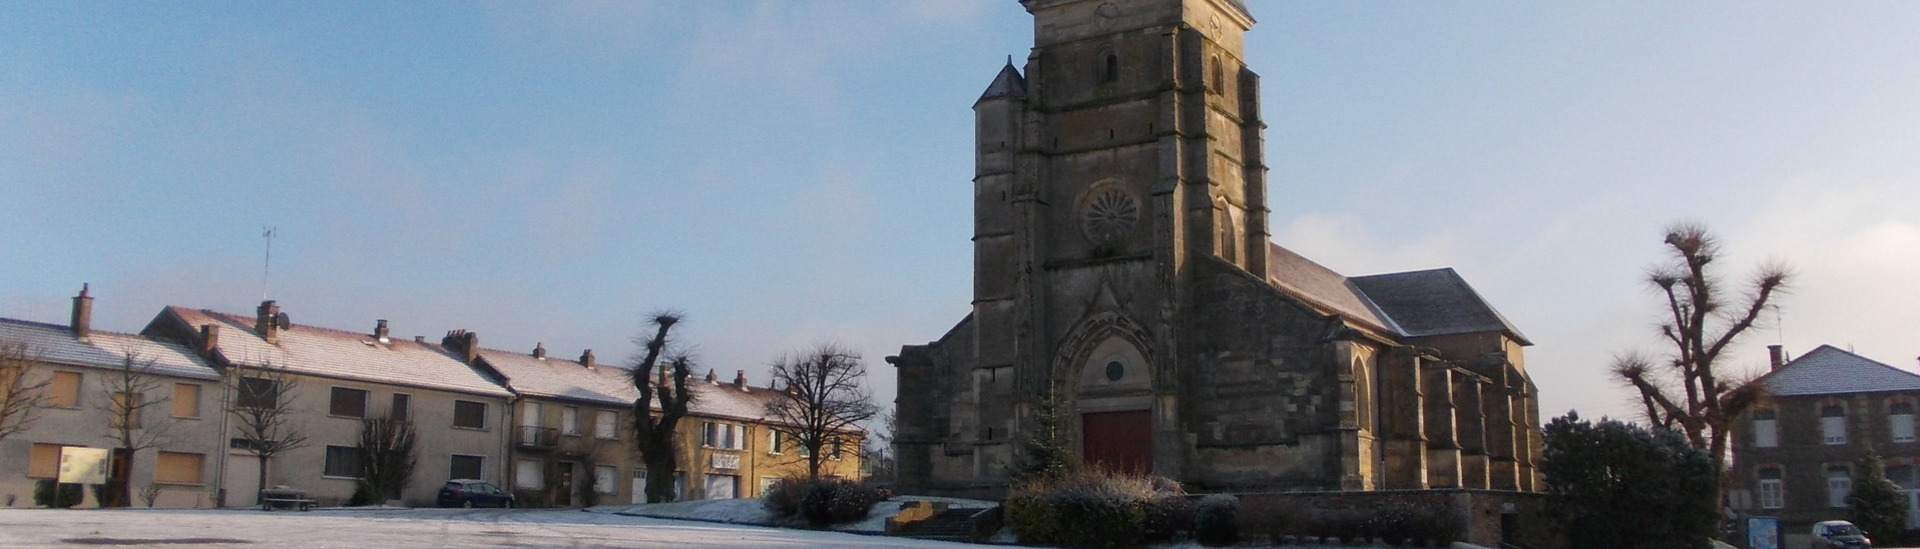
[0,286,227,508]
[142,302,515,507]
[1730,344,1920,546]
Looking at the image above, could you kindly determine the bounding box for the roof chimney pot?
[532,342,546,359]
[705,369,717,383]
[734,369,746,389]
[256,300,281,344]
[197,324,220,358]
[374,319,390,343]
[414,335,425,343]
[580,349,595,369]
[1768,344,1786,370]
[70,283,93,341]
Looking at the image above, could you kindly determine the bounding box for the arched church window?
[1104,52,1120,83]
[1210,55,1223,93]
[1353,357,1373,432]
[1082,187,1140,246]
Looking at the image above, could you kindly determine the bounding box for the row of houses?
[0,286,862,509]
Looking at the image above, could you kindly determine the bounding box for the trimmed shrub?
[762,477,884,527]
[1142,493,1194,541]
[33,480,83,508]
[1006,470,1175,548]
[1194,494,1241,546]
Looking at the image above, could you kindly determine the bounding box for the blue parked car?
[436,479,514,508]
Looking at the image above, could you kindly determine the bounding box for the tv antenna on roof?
[261,226,277,301]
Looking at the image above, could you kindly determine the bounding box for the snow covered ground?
[0,507,1000,548]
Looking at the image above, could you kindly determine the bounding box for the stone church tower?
[891,0,1544,498]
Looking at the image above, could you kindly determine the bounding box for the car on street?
[436,479,514,508]
[1811,520,1872,549]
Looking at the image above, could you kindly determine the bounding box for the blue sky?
[4,1,1918,426]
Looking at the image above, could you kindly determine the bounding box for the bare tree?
[764,344,879,480]
[99,349,181,507]
[1613,223,1790,504]
[0,339,49,442]
[627,311,697,503]
[227,362,308,503]
[859,409,897,485]
[357,410,417,505]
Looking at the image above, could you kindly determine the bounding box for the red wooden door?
[1082,410,1153,475]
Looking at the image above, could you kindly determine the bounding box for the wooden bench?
[259,488,316,511]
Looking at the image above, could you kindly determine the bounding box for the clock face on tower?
[1082,187,1140,247]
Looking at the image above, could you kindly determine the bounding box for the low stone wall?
[1231,489,1555,548]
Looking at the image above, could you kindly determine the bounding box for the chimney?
[374,319,390,343]
[256,300,281,343]
[70,284,93,341]
[705,369,717,383]
[1768,344,1786,370]
[441,330,478,364]
[414,335,425,343]
[198,324,220,358]
[656,367,668,387]
[579,349,595,369]
[734,369,747,389]
[532,342,546,359]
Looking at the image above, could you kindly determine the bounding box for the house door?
[224,453,262,507]
[1082,410,1153,475]
[557,462,580,507]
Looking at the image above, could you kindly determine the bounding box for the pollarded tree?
[628,311,697,503]
[99,349,182,507]
[227,361,309,502]
[764,343,879,481]
[357,410,417,505]
[1613,223,1790,506]
[1850,449,1907,541]
[0,339,49,442]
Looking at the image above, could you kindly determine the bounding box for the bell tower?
[968,0,1270,479]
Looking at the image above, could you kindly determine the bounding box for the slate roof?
[475,347,637,407]
[160,307,511,398]
[978,61,1027,103]
[1264,243,1528,345]
[0,318,219,381]
[1349,268,1532,345]
[1759,345,1920,397]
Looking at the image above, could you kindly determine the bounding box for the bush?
[762,477,883,527]
[1006,470,1174,548]
[1194,494,1240,546]
[33,480,83,508]
[1143,493,1194,541]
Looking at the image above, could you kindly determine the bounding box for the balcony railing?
[516,426,558,449]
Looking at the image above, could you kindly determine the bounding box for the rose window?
[1082,189,1139,245]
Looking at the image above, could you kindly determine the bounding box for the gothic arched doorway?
[1072,335,1154,475]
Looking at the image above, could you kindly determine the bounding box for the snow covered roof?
[475,347,637,407]
[0,318,219,381]
[1760,345,1920,397]
[158,307,511,398]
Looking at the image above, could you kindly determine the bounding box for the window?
[767,429,785,454]
[704,474,738,500]
[1758,467,1784,509]
[450,454,484,480]
[595,410,618,440]
[154,452,204,484]
[1753,408,1778,448]
[702,422,744,450]
[594,465,617,495]
[1822,404,1848,445]
[329,387,369,418]
[1209,55,1223,92]
[830,437,844,459]
[28,443,66,478]
[453,400,487,429]
[1829,465,1853,508]
[1893,402,1915,443]
[759,477,780,496]
[171,384,200,418]
[1103,52,1118,83]
[236,377,278,410]
[515,459,544,489]
[562,406,580,436]
[323,445,362,478]
[110,392,142,428]
[49,371,80,407]
[391,394,412,423]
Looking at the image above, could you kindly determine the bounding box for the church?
[889,0,1543,498]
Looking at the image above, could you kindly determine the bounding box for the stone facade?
[890,0,1543,498]
[1729,345,1920,547]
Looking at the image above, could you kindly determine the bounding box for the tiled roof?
[1760,345,1920,396]
[1349,268,1532,345]
[978,61,1026,103]
[161,307,511,398]
[0,318,219,380]
[475,347,637,407]
[1265,243,1399,334]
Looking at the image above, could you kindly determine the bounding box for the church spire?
[976,57,1026,104]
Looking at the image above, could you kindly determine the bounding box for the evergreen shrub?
[1193,493,1241,546]
[33,480,83,508]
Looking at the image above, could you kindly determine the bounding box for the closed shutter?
[29,443,64,478]
[171,384,200,418]
[49,372,80,407]
[154,452,204,484]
